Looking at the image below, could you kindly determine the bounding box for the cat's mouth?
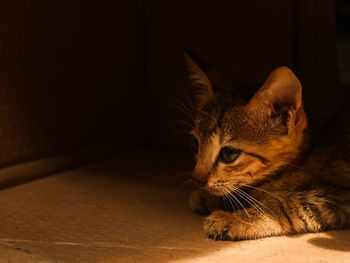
[204,186,223,196]
[204,180,243,197]
[204,183,231,196]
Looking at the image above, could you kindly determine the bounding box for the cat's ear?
[248,66,303,127]
[184,52,214,110]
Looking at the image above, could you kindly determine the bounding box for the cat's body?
[185,53,350,240]
[191,136,350,240]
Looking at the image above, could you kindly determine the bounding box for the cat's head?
[185,53,308,195]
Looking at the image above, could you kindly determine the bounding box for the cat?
[184,52,350,241]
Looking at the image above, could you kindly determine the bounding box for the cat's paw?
[204,210,234,240]
[204,210,249,241]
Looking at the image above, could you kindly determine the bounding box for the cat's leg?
[189,189,224,215]
[204,190,350,240]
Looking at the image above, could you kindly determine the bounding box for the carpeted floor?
[0,151,349,263]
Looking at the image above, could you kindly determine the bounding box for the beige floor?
[0,151,349,263]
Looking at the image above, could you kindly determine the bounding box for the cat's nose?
[192,165,209,187]
[192,176,208,187]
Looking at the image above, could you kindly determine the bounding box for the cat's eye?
[219,147,241,163]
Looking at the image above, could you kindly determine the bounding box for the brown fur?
[185,53,350,240]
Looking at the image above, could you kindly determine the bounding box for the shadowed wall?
[0,0,342,167]
[0,0,144,166]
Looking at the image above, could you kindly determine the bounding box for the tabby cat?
[185,53,350,241]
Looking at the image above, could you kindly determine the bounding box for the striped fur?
[186,54,350,240]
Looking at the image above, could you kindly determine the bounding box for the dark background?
[0,0,348,167]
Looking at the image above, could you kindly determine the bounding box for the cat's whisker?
[221,186,238,213]
[174,130,193,135]
[227,190,244,214]
[169,120,194,130]
[240,184,283,200]
[230,186,269,217]
[182,87,197,120]
[217,187,231,211]
[224,184,264,216]
[225,191,240,214]
[224,179,283,200]
[224,183,275,216]
[172,98,196,123]
[170,127,193,136]
[172,103,195,124]
[221,193,231,212]
[238,189,274,216]
[223,185,252,222]
[177,93,196,120]
[228,185,265,216]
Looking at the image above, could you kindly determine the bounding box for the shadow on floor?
[307,230,350,252]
